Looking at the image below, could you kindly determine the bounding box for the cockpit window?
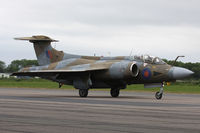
[133,55,166,65]
[143,55,153,63]
[153,57,166,64]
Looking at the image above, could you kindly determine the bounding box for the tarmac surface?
[0,88,200,133]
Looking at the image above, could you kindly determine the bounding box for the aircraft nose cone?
[169,67,194,80]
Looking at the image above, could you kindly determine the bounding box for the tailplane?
[15,35,64,66]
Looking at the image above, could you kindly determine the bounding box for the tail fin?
[15,35,64,66]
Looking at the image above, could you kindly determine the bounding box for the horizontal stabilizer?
[14,35,58,42]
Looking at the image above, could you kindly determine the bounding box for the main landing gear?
[79,89,88,97]
[110,88,120,97]
[78,88,120,98]
[155,84,164,100]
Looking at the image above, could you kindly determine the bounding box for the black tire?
[155,91,162,100]
[110,89,120,97]
[79,89,88,97]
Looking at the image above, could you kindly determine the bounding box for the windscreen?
[133,55,166,65]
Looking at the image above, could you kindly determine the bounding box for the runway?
[0,88,200,133]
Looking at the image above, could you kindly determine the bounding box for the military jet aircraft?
[12,35,194,99]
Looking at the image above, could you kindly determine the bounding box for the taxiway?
[0,87,200,133]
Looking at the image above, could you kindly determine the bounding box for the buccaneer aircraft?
[12,35,194,99]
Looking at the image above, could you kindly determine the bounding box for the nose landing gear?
[155,84,164,100]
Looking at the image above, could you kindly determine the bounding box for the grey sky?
[0,0,200,64]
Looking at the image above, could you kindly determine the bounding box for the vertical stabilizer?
[15,35,64,66]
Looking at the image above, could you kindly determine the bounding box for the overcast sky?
[0,0,200,65]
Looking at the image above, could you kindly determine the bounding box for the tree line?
[0,59,200,79]
[0,59,38,73]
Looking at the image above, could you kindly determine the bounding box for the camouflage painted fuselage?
[15,54,173,90]
[13,35,192,92]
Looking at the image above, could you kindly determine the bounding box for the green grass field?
[0,78,200,94]
[0,78,74,89]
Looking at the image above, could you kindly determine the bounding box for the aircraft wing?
[11,63,110,77]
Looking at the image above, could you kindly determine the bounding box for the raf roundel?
[46,50,53,59]
[142,68,151,80]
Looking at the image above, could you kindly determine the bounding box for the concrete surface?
[0,88,200,133]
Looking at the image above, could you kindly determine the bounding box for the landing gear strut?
[110,88,120,97]
[155,84,164,100]
[59,83,63,88]
[79,89,88,97]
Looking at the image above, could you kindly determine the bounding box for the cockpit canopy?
[133,55,166,65]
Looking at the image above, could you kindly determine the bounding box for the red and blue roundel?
[46,50,53,59]
[142,68,151,80]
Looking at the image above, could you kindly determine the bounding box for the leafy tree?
[6,59,38,73]
[0,61,6,73]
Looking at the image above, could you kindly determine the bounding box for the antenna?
[172,55,185,66]
[129,48,133,57]
[53,42,56,49]
[108,52,111,56]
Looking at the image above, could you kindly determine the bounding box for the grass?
[0,78,73,89]
[0,78,200,94]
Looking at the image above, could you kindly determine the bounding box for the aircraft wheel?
[110,88,120,97]
[79,89,88,97]
[155,91,162,100]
